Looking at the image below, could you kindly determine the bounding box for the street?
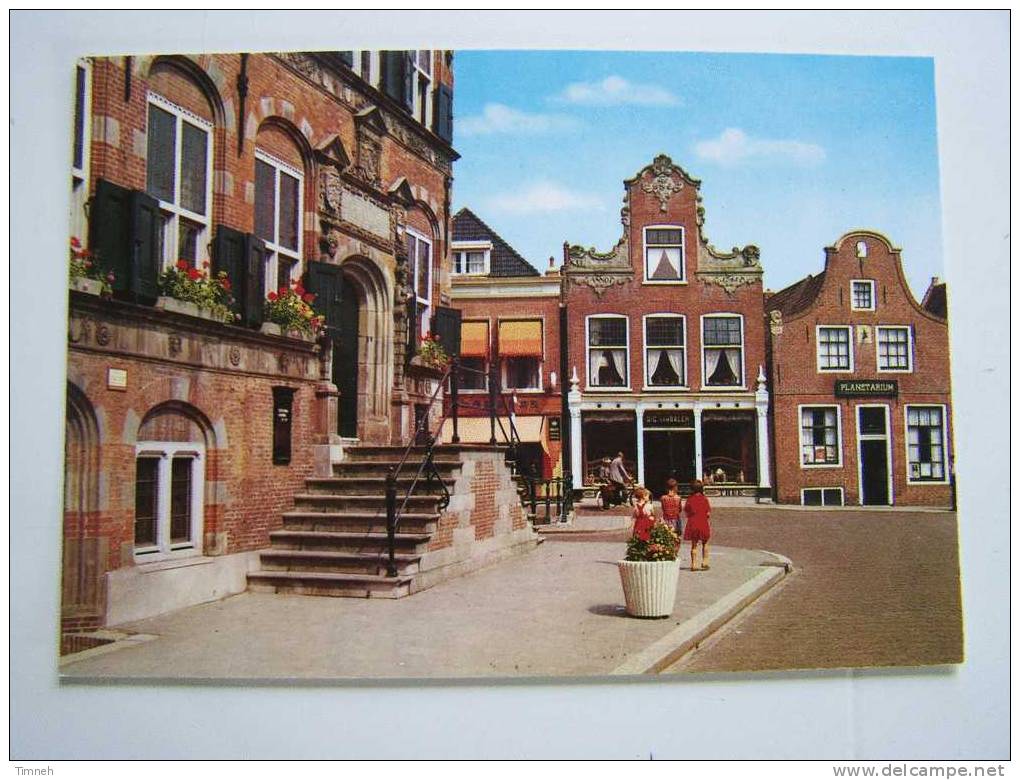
[553,506,962,672]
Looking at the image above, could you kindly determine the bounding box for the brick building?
[62,50,463,640]
[441,208,564,479]
[562,155,771,500]
[765,230,954,507]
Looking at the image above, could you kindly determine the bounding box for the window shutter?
[305,260,343,336]
[212,224,246,319]
[402,51,415,112]
[432,306,462,357]
[242,233,267,328]
[380,51,405,104]
[434,83,453,143]
[406,295,418,358]
[128,189,161,302]
[89,178,132,295]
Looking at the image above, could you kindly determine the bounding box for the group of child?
[630,478,712,571]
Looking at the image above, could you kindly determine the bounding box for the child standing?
[683,480,712,571]
[630,486,655,541]
[660,478,683,537]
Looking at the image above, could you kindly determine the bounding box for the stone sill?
[133,556,216,574]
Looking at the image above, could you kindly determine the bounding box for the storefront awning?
[498,320,543,357]
[440,415,545,444]
[460,321,489,358]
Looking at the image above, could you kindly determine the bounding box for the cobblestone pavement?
[551,506,963,672]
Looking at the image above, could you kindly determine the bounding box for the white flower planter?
[70,277,103,295]
[617,559,681,618]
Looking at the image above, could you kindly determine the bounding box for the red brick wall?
[768,232,953,506]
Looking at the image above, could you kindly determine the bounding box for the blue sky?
[450,50,942,297]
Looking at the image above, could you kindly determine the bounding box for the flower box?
[617,559,681,618]
[70,277,104,296]
[156,296,223,323]
[260,322,283,336]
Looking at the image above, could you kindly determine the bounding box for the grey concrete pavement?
[61,539,786,680]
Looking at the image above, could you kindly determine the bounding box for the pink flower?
[70,237,81,249]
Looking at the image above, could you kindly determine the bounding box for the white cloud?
[484,181,605,215]
[694,128,826,167]
[457,103,580,136]
[555,75,679,106]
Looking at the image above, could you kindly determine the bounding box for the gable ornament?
[641,157,683,213]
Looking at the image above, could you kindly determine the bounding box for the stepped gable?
[922,277,948,319]
[452,207,541,277]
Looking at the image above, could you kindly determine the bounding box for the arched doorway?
[337,256,392,444]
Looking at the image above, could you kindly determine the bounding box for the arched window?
[145,63,216,269]
[255,123,306,295]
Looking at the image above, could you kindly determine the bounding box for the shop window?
[146,93,212,269]
[587,316,629,388]
[906,406,947,482]
[134,442,204,560]
[816,326,853,372]
[702,315,743,387]
[851,279,875,311]
[254,149,304,295]
[800,406,841,466]
[644,315,686,388]
[801,488,844,506]
[70,59,92,242]
[643,226,684,282]
[406,228,432,341]
[877,326,912,372]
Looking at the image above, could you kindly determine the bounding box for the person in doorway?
[660,478,683,537]
[609,451,632,506]
[683,480,712,571]
[630,486,655,541]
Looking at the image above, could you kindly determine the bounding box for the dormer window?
[643,226,684,283]
[451,241,491,276]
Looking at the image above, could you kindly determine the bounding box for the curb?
[610,550,793,675]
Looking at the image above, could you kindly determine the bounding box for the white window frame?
[854,403,894,506]
[642,313,687,390]
[904,404,950,485]
[816,325,855,373]
[255,148,305,296]
[643,224,686,284]
[457,354,489,394]
[406,227,432,339]
[797,404,843,468]
[146,92,214,270]
[451,240,492,276]
[133,441,205,562]
[71,58,92,243]
[412,50,433,128]
[800,487,845,507]
[701,313,745,390]
[585,314,630,391]
[850,279,876,312]
[355,50,379,86]
[502,356,543,393]
[876,325,914,373]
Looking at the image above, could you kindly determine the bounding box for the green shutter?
[380,51,405,104]
[434,83,453,143]
[212,225,246,321]
[242,233,267,328]
[432,306,461,357]
[336,51,353,67]
[402,51,415,112]
[89,179,132,294]
[305,260,343,336]
[128,190,161,302]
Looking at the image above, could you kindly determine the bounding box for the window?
[587,316,629,388]
[702,315,744,387]
[644,226,684,282]
[254,150,304,294]
[503,357,541,390]
[851,280,875,311]
[458,320,490,391]
[906,406,947,482]
[877,326,913,372]
[817,326,853,372]
[452,244,490,275]
[134,442,204,559]
[405,229,432,340]
[146,93,212,268]
[801,488,844,506]
[70,59,92,242]
[644,315,686,388]
[800,406,841,466]
[412,50,432,126]
[458,356,488,391]
[359,50,372,83]
[498,320,543,391]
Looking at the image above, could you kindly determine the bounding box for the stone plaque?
[341,188,391,239]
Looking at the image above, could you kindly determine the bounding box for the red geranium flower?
[70,237,81,249]
[202,261,210,269]
[294,283,306,296]
[267,291,278,302]
[302,293,315,304]
[177,260,190,271]
[221,279,232,291]
[187,268,202,281]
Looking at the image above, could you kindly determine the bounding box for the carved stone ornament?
[168,334,183,356]
[95,324,111,346]
[319,167,342,216]
[702,273,757,294]
[571,273,630,297]
[769,309,783,336]
[356,134,382,187]
[278,353,290,373]
[228,345,242,366]
[68,316,91,344]
[641,154,683,212]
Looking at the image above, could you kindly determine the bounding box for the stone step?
[304,476,456,496]
[247,570,414,599]
[291,493,443,513]
[331,460,462,478]
[280,511,438,535]
[259,549,421,576]
[269,529,431,553]
[344,444,503,463]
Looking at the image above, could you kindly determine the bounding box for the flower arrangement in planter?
[157,260,238,324]
[619,521,682,618]
[416,332,450,370]
[264,279,325,338]
[68,236,114,297]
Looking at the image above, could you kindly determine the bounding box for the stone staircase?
[247,445,463,599]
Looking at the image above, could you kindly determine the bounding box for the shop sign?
[834,379,898,398]
[548,417,561,441]
[643,410,694,428]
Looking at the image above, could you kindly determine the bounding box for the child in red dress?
[630,486,655,541]
[683,480,712,571]
[660,478,683,537]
